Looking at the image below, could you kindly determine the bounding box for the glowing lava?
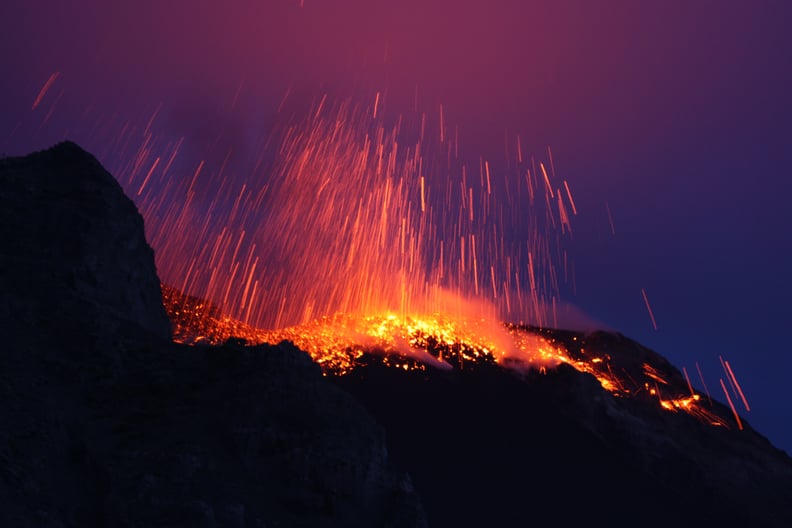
[162,283,734,430]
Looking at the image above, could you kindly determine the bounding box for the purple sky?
[2,1,791,452]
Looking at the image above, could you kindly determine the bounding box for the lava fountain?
[115,92,742,429]
[138,94,570,367]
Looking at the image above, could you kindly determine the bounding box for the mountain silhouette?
[1,142,791,527]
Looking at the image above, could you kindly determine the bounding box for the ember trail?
[121,93,744,430]
[137,95,567,331]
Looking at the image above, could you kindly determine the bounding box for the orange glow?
[117,92,740,432]
[31,71,60,110]
[163,283,735,429]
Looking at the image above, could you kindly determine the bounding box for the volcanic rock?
[0,143,425,527]
[334,335,792,527]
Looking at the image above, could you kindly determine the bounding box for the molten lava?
[162,284,734,429]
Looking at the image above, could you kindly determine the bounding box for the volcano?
[164,278,792,527]
[2,142,792,527]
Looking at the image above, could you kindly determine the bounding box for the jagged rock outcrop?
[0,141,172,345]
[0,143,426,527]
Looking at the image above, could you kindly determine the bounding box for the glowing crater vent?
[163,283,562,374]
[162,284,738,430]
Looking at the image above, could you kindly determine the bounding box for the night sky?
[2,1,791,453]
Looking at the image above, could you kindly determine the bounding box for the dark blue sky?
[2,0,791,452]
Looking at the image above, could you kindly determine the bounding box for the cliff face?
[0,143,425,527]
[0,141,172,346]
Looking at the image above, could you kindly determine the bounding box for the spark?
[562,181,577,215]
[32,72,60,110]
[547,146,556,180]
[137,157,160,196]
[695,361,713,405]
[420,176,426,212]
[540,163,554,198]
[144,103,162,136]
[643,363,668,385]
[722,357,751,412]
[516,136,523,163]
[720,378,744,430]
[641,288,658,330]
[719,356,739,400]
[277,87,292,113]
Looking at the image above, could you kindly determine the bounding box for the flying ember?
[119,92,740,430]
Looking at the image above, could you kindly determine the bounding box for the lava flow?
[162,283,734,430]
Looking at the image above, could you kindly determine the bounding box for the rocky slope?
[0,142,425,527]
[335,350,792,527]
